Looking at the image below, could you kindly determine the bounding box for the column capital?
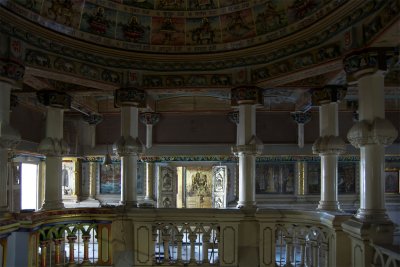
[290,111,311,124]
[343,47,398,80]
[231,85,263,106]
[115,136,143,156]
[310,85,347,106]
[231,135,263,155]
[139,112,160,125]
[0,34,25,83]
[347,118,398,148]
[312,135,346,155]
[115,87,146,107]
[227,111,239,124]
[82,114,103,125]
[38,137,69,156]
[37,90,72,109]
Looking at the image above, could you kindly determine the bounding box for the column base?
[138,202,155,208]
[317,200,341,211]
[355,208,392,223]
[41,201,64,210]
[237,201,257,210]
[120,200,139,208]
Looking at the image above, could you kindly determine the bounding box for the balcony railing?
[0,207,398,267]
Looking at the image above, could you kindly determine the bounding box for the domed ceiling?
[0,0,399,115]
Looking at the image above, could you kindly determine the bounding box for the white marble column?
[347,70,398,222]
[291,111,311,148]
[342,48,399,266]
[312,86,346,211]
[140,112,160,149]
[139,162,155,207]
[82,114,103,149]
[114,88,145,207]
[231,86,263,209]
[37,91,71,210]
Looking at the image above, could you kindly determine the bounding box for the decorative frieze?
[343,47,398,80]
[114,87,146,107]
[0,33,25,83]
[310,85,347,106]
[37,90,72,109]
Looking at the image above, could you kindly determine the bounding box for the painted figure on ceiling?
[192,17,215,45]
[88,6,109,34]
[123,16,146,42]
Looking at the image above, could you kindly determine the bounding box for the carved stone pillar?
[346,48,398,220]
[82,114,103,148]
[231,86,263,209]
[343,48,398,266]
[311,85,346,211]
[114,87,145,207]
[0,34,24,215]
[37,90,71,210]
[139,112,160,149]
[291,111,311,148]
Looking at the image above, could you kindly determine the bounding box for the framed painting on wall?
[338,162,356,194]
[100,163,121,194]
[255,163,295,194]
[307,162,320,194]
[385,170,399,193]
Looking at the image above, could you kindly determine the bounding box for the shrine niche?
[185,167,212,208]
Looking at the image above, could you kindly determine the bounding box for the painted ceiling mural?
[4,0,348,53]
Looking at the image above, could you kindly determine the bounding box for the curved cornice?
[0,0,392,72]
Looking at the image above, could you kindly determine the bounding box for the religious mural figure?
[159,17,177,44]
[226,12,250,37]
[191,17,215,45]
[42,0,82,27]
[254,1,287,34]
[189,171,211,197]
[123,16,146,42]
[88,6,109,34]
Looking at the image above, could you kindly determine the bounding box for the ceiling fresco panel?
[151,16,185,45]
[116,11,151,44]
[80,1,117,39]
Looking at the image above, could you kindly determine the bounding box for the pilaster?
[114,87,145,207]
[37,90,71,210]
[311,85,347,211]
